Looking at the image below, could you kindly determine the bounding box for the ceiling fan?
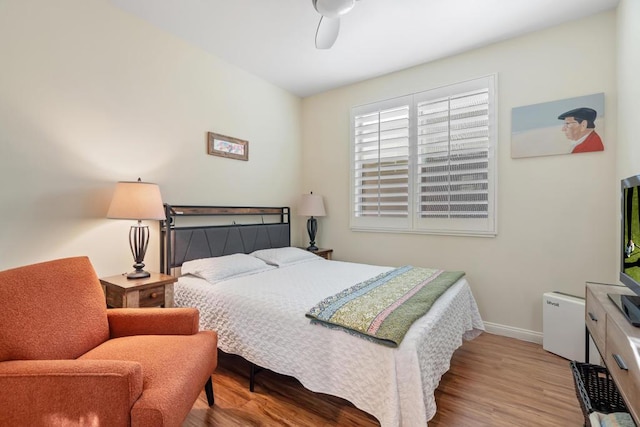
[312,0,361,49]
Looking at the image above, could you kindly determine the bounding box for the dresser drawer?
[138,286,165,307]
[586,286,607,352]
[605,317,640,422]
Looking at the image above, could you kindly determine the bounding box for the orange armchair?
[0,256,218,427]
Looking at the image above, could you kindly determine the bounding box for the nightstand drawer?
[139,286,165,307]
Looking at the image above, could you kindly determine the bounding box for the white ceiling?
[108,0,619,98]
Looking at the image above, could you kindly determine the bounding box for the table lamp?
[298,192,326,251]
[107,178,166,279]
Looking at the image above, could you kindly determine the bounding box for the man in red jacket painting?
[558,107,604,154]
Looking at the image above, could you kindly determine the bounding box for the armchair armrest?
[0,359,142,426]
[108,307,200,338]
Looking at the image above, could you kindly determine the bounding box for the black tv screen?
[620,174,640,297]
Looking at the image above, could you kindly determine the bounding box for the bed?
[160,205,484,426]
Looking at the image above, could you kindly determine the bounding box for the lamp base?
[126,269,151,280]
[306,216,319,253]
[126,223,150,280]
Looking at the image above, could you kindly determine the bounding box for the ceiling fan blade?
[315,16,340,49]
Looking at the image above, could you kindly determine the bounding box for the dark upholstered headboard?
[160,205,290,274]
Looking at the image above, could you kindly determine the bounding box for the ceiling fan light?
[313,0,356,19]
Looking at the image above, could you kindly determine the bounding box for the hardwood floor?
[184,333,585,426]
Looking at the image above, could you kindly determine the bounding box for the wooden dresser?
[585,282,640,423]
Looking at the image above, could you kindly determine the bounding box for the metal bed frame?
[159,204,291,391]
[160,204,290,275]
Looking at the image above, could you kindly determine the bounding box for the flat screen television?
[616,174,640,326]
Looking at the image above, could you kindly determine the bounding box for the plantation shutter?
[350,75,496,236]
[351,96,412,230]
[414,76,495,234]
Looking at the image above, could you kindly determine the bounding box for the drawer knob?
[150,292,158,299]
[613,353,628,371]
[588,312,598,322]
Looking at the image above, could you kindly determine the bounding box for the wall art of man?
[557,107,604,154]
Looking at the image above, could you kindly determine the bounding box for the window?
[350,75,497,236]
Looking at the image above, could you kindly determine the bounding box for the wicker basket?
[570,361,630,426]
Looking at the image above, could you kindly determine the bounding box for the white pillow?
[181,253,275,283]
[251,247,321,267]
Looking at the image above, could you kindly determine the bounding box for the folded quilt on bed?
[306,265,465,347]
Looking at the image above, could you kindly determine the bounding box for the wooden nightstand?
[100,273,177,308]
[307,248,333,260]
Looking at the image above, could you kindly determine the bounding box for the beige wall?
[616,1,640,286]
[0,0,302,276]
[617,0,640,180]
[0,1,627,340]
[301,12,618,340]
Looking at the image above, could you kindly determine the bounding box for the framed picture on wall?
[207,132,249,161]
[511,93,605,159]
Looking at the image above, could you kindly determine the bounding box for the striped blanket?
[306,266,464,347]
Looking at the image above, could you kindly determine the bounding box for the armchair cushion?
[80,331,218,427]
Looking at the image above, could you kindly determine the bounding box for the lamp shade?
[298,193,326,217]
[107,180,166,220]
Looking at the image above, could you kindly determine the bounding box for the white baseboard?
[483,321,543,344]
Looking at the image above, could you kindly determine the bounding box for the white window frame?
[350,74,497,237]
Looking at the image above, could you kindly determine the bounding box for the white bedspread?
[175,258,484,426]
